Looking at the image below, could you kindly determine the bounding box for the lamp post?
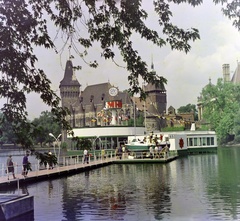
[133,101,136,140]
[142,82,147,134]
[49,133,62,165]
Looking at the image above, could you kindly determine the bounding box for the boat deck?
[115,156,178,164]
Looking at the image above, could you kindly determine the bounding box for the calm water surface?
[2,147,240,221]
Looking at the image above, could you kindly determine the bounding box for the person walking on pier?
[6,155,16,180]
[22,153,31,177]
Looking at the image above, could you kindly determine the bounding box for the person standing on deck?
[83,149,89,164]
[154,145,159,158]
[122,145,125,153]
[118,145,123,159]
[164,145,169,160]
[149,146,154,159]
[101,149,105,159]
[6,155,16,179]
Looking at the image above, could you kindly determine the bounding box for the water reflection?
[4,147,240,220]
[59,164,172,221]
[210,148,240,220]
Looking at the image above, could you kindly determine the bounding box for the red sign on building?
[106,100,122,109]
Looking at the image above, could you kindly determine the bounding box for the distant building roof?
[81,82,111,106]
[231,62,240,84]
[80,83,131,106]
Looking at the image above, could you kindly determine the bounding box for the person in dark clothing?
[22,153,31,177]
[6,155,16,179]
[118,145,123,159]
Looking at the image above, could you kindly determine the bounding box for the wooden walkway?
[0,155,178,188]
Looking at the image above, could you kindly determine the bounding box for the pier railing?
[1,150,178,178]
[0,151,116,178]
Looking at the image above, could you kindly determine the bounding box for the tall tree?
[233,110,240,143]
[200,79,240,144]
[0,0,239,144]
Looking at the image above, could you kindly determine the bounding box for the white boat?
[125,138,152,152]
[127,130,217,156]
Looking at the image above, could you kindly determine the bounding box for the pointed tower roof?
[59,60,80,87]
[143,60,166,92]
[151,59,154,71]
[231,61,240,84]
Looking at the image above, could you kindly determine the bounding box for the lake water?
[1,147,240,221]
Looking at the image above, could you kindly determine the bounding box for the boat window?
[189,138,193,146]
[194,138,198,146]
[202,137,206,146]
[199,138,202,146]
[207,137,210,145]
[211,137,214,145]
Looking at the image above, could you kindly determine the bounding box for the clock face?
[109,87,118,96]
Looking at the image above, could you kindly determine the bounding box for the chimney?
[222,64,230,82]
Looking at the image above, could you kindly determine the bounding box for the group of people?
[6,152,32,179]
[115,144,127,159]
[149,144,169,159]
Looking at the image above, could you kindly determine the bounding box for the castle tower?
[144,61,167,115]
[222,64,230,82]
[59,60,81,109]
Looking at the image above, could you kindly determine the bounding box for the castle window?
[101,93,105,101]
[90,95,94,102]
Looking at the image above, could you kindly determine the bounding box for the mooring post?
[17,178,20,196]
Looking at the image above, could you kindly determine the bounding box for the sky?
[25,1,240,119]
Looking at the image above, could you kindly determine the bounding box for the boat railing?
[127,149,178,159]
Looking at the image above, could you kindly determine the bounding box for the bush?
[35,151,58,168]
[162,126,185,132]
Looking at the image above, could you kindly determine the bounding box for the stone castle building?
[59,60,167,135]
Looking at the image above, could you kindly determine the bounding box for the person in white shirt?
[83,149,89,164]
[154,145,159,157]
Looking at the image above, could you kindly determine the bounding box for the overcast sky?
[26,1,240,119]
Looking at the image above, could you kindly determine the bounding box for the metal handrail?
[1,151,116,178]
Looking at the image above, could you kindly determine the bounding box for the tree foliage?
[31,110,62,146]
[233,110,240,143]
[0,113,35,148]
[178,104,195,113]
[35,151,58,167]
[72,137,92,150]
[0,0,239,142]
[0,113,17,145]
[177,103,198,120]
[200,79,240,144]
[0,110,61,148]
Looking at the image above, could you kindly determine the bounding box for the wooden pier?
[0,156,178,188]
